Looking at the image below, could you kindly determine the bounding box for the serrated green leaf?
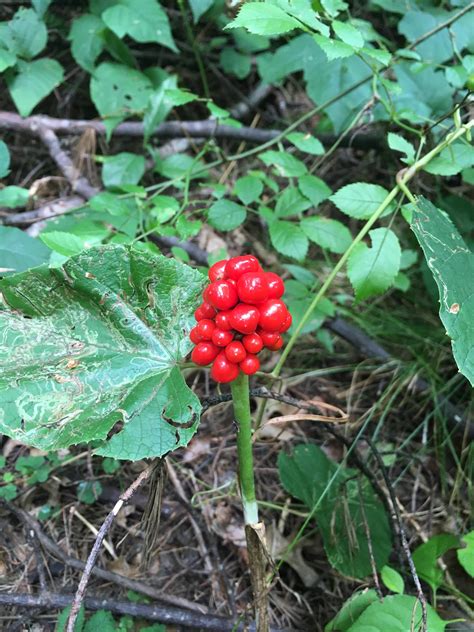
[0,48,17,72]
[301,216,352,253]
[347,228,401,300]
[269,221,308,261]
[0,226,50,275]
[89,192,132,217]
[260,150,308,177]
[387,132,415,164]
[332,20,364,48]
[275,187,311,217]
[90,63,153,138]
[4,8,47,59]
[0,141,11,179]
[102,152,146,188]
[330,183,394,219]
[346,595,446,632]
[225,3,301,36]
[380,565,405,594]
[0,245,205,460]
[40,231,88,257]
[234,176,263,205]
[69,14,105,73]
[83,610,116,632]
[298,174,332,206]
[423,142,474,176]
[457,531,474,579]
[6,58,64,117]
[314,34,355,60]
[361,46,391,66]
[410,198,474,386]
[208,199,247,231]
[0,186,29,208]
[287,132,324,155]
[102,0,177,51]
[279,444,392,578]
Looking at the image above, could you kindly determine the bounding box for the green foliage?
[411,198,474,385]
[380,565,405,594]
[330,183,395,220]
[412,533,459,592]
[279,444,392,578]
[0,226,50,274]
[457,531,474,578]
[208,199,247,231]
[325,589,379,631]
[0,246,205,460]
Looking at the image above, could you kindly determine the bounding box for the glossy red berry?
[259,330,281,347]
[211,352,240,383]
[258,299,287,332]
[279,312,292,333]
[215,310,232,331]
[191,342,220,366]
[190,326,202,344]
[225,255,261,281]
[265,334,283,351]
[196,318,215,340]
[212,328,234,347]
[225,341,247,364]
[205,280,238,311]
[242,333,263,354]
[208,260,228,282]
[237,272,269,305]
[194,301,216,321]
[240,354,260,375]
[266,272,285,299]
[229,304,260,334]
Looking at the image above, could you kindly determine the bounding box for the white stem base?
[243,497,259,525]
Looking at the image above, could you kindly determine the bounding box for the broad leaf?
[0,245,205,460]
[332,20,364,48]
[102,0,177,51]
[457,531,474,579]
[0,48,17,72]
[298,174,332,206]
[287,132,324,155]
[6,58,64,117]
[260,151,308,177]
[275,187,311,218]
[380,566,404,594]
[314,34,355,61]
[0,226,50,275]
[234,176,263,205]
[269,221,308,261]
[189,0,214,23]
[208,199,247,231]
[0,141,11,179]
[423,142,474,177]
[102,152,146,188]
[4,8,47,59]
[301,216,352,253]
[279,444,392,578]
[347,228,401,300]
[0,185,30,208]
[387,132,415,164]
[69,14,105,73]
[325,589,379,632]
[411,198,474,386]
[346,595,446,632]
[220,48,251,79]
[330,183,394,219]
[90,63,153,138]
[225,3,301,36]
[412,533,459,592]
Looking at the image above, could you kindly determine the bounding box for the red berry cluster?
[189,255,291,383]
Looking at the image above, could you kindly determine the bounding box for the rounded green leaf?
[330,183,395,219]
[234,176,263,205]
[269,221,308,261]
[225,3,301,36]
[299,174,332,206]
[380,565,405,594]
[69,14,105,73]
[208,199,247,231]
[301,216,352,253]
[6,58,64,117]
[0,226,50,275]
[5,8,47,59]
[457,531,474,578]
[0,141,11,179]
[102,152,146,188]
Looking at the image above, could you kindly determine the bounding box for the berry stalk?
[230,372,259,525]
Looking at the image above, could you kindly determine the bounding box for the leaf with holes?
[347,228,401,300]
[411,198,474,386]
[0,245,205,460]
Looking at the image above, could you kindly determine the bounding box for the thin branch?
[1,195,85,226]
[0,592,289,631]
[66,464,154,632]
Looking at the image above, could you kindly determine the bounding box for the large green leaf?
[412,533,459,592]
[0,226,50,275]
[225,3,301,36]
[0,245,205,460]
[4,8,47,59]
[69,14,105,73]
[102,0,177,51]
[6,58,64,117]
[279,444,392,578]
[410,198,474,386]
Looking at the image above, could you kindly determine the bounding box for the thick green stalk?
[231,373,259,525]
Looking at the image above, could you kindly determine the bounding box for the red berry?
[191,342,220,366]
[279,312,292,332]
[240,354,260,375]
[265,334,283,351]
[237,272,270,305]
[212,328,234,347]
[258,299,287,332]
[215,310,232,330]
[225,341,247,363]
[190,326,202,344]
[242,333,263,354]
[259,330,280,347]
[211,352,240,383]
[196,319,215,340]
[229,304,260,334]
[225,255,261,281]
[266,272,285,299]
[205,280,238,311]
[208,260,228,282]
[194,302,216,321]
[194,306,206,321]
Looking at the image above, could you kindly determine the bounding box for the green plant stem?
[273,119,474,379]
[230,373,259,525]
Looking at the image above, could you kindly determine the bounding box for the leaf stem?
[230,373,259,525]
